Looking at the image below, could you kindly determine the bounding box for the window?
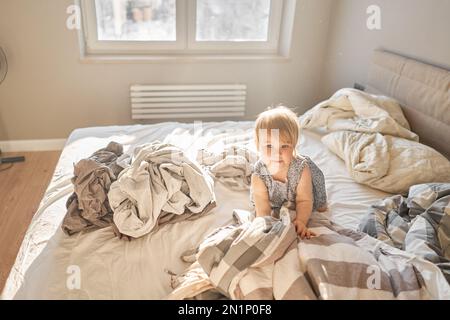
[79,0,296,58]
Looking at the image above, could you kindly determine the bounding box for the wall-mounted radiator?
[131,84,247,120]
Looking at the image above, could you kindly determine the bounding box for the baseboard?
[0,139,67,152]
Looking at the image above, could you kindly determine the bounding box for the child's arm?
[251,174,272,217]
[294,165,316,239]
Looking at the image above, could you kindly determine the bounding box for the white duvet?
[300,88,450,194]
[1,120,391,300]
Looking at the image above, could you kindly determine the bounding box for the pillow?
[322,131,450,194]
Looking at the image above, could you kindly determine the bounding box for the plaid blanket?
[168,206,450,300]
[359,183,450,284]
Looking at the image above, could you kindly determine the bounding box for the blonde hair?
[254,106,300,154]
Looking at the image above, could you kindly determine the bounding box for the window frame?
[78,0,295,59]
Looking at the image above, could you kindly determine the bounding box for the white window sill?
[78,53,292,64]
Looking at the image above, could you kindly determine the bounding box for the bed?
[2,50,449,299]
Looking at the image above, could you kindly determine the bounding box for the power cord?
[0,148,14,172]
[0,163,13,172]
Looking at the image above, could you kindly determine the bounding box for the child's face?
[259,131,295,172]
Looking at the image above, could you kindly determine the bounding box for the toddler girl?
[250,106,327,239]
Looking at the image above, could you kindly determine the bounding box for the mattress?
[1,120,390,300]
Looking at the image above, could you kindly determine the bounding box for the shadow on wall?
[0,46,8,141]
[0,110,8,141]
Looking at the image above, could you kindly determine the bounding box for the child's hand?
[294,219,316,239]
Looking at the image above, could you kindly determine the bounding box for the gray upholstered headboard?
[366,50,450,159]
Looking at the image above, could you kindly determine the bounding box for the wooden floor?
[0,151,60,293]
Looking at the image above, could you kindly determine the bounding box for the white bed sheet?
[1,120,390,300]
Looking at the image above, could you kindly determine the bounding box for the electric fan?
[0,47,26,166]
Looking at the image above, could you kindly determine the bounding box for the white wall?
[0,0,334,141]
[321,0,450,99]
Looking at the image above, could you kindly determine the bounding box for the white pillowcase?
[322,131,450,194]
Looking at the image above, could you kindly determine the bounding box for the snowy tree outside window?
[95,0,176,41]
[196,0,271,41]
[95,0,271,42]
